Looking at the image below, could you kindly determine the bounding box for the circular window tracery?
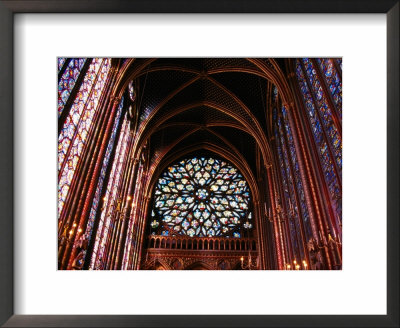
[150,156,253,238]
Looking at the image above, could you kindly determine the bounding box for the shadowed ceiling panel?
[273,58,287,73]
[157,78,204,113]
[149,125,195,164]
[162,105,240,127]
[150,58,205,72]
[156,78,254,127]
[209,126,257,173]
[163,127,257,177]
[203,78,254,125]
[137,70,197,124]
[204,58,257,71]
[210,72,268,130]
[167,129,234,155]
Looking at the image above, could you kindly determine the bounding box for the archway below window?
[141,155,259,270]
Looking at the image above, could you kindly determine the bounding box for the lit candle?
[286,264,291,270]
[296,264,300,270]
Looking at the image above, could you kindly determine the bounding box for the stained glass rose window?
[150,157,252,238]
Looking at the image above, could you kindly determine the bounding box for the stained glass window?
[128,81,136,102]
[295,59,342,219]
[90,112,131,269]
[58,57,67,73]
[274,106,313,260]
[336,58,342,70]
[316,58,342,118]
[151,157,252,238]
[139,107,153,125]
[273,85,278,102]
[58,58,111,219]
[281,106,313,240]
[122,163,145,270]
[300,59,342,171]
[58,58,86,117]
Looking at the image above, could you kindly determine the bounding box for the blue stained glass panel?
[85,97,124,244]
[301,58,342,171]
[316,58,342,118]
[58,58,86,117]
[296,59,342,219]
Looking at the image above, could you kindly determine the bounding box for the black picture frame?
[0,1,398,327]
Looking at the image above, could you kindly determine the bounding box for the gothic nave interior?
[58,58,342,270]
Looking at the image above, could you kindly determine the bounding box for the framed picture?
[0,1,398,327]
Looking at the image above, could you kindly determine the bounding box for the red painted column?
[266,166,284,270]
[126,163,145,269]
[136,192,151,270]
[270,162,289,267]
[254,199,266,270]
[106,138,136,269]
[98,129,134,269]
[114,153,140,269]
[120,159,140,269]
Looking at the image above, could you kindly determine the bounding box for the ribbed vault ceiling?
[121,58,288,181]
